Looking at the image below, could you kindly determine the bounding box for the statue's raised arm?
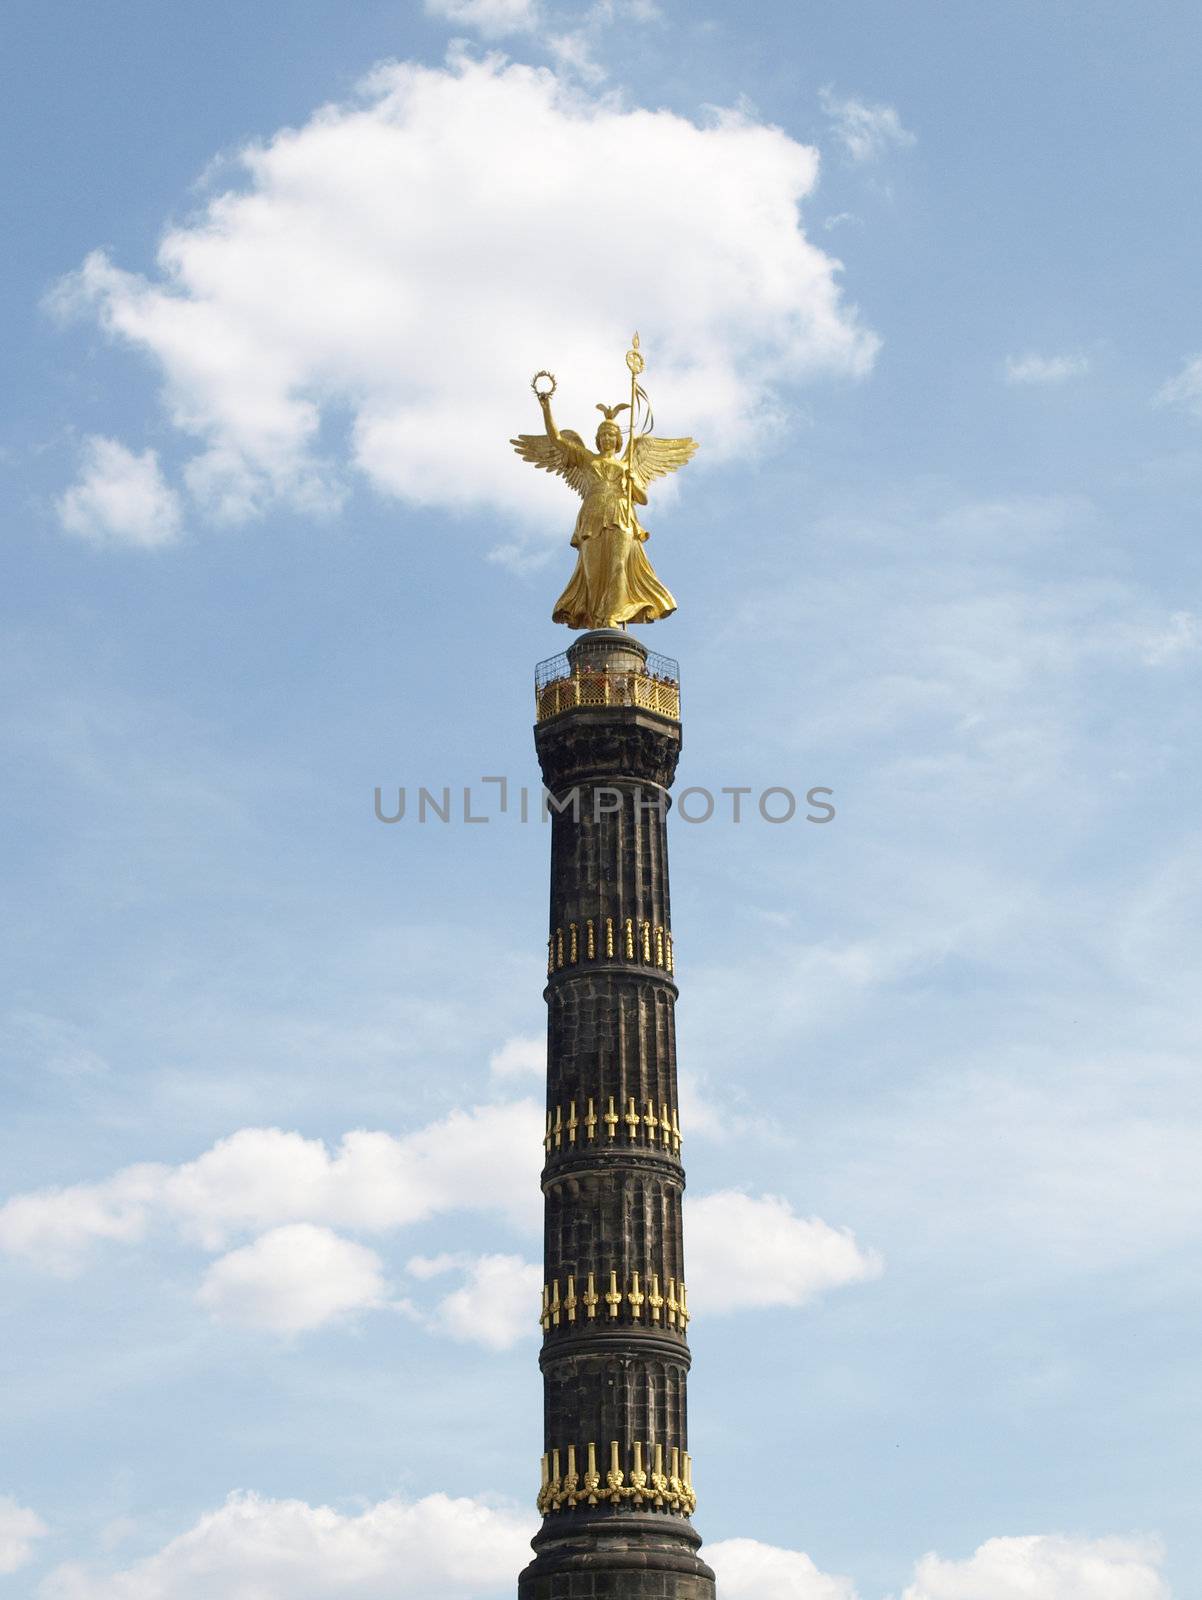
[510,341,699,631]
[510,373,593,500]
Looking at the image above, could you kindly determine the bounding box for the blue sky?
[2,2,1200,1596]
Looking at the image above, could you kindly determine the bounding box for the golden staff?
[624,331,644,528]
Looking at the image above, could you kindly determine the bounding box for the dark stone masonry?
[518,629,717,1600]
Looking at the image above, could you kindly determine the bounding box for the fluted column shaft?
[518,631,715,1600]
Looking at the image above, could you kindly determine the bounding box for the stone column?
[518,629,716,1600]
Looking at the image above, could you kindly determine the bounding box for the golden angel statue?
[511,336,698,629]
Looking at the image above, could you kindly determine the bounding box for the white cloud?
[51,55,876,533]
[1133,608,1200,665]
[0,1496,48,1575]
[901,1533,1169,1600]
[686,1191,881,1313]
[819,86,915,163]
[0,1100,543,1271]
[545,0,667,82]
[406,1250,467,1279]
[56,436,182,548]
[2,1009,110,1081]
[704,1533,1170,1600]
[2,1112,881,1333]
[714,488,1195,805]
[838,1043,1202,1280]
[708,1538,859,1599]
[433,1251,542,1348]
[196,1224,387,1334]
[98,1521,139,1554]
[0,1163,167,1274]
[1004,352,1090,385]
[428,0,665,84]
[488,1034,544,1079]
[677,1068,728,1140]
[544,27,606,85]
[38,1489,532,1599]
[1155,353,1202,419]
[33,1503,1174,1600]
[426,0,539,36]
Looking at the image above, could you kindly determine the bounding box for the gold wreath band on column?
[547,920,673,975]
[539,1266,689,1334]
[537,1439,696,1516]
[544,1096,681,1155]
[550,928,672,972]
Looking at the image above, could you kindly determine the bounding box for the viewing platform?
[534,646,681,724]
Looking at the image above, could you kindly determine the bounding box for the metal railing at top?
[534,650,681,724]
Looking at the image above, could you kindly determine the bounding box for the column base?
[519,1512,716,1600]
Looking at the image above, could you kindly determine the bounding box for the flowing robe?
[551,447,677,629]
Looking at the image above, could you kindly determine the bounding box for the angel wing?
[510,430,592,499]
[630,434,699,490]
